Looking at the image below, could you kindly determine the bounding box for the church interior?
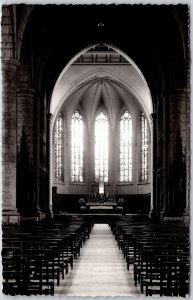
[1,4,190,297]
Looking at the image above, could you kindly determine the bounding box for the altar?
[86,180,117,213]
[86,202,117,213]
[86,202,117,210]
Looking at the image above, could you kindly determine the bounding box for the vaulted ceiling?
[51,44,152,128]
[18,4,189,107]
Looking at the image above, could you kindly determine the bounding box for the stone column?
[89,123,95,195]
[149,113,156,219]
[108,127,115,195]
[183,150,190,224]
[114,122,120,197]
[17,89,35,157]
[16,89,44,221]
[184,61,190,219]
[160,94,168,221]
[2,59,20,223]
[183,86,190,224]
[47,113,53,218]
[172,89,189,223]
[183,156,190,224]
[169,89,187,155]
[35,91,45,219]
[166,89,187,219]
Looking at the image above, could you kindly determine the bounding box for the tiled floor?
[55,223,141,297]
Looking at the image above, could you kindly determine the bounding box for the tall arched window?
[55,112,63,181]
[120,111,132,181]
[71,111,84,182]
[95,112,108,182]
[141,112,148,181]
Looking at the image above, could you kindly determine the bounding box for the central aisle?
[58,223,140,296]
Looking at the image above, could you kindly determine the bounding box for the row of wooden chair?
[2,216,93,295]
[110,216,190,297]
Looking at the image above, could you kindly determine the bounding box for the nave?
[1,5,190,298]
[56,223,140,296]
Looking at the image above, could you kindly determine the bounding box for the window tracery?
[95,112,108,182]
[141,112,148,181]
[55,112,63,181]
[120,111,132,182]
[71,111,84,182]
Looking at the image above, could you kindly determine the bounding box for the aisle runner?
[58,224,140,296]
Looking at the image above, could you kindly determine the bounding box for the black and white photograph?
[1,2,191,297]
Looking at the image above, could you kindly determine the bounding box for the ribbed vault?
[50,44,153,128]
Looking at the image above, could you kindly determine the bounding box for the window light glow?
[55,112,63,181]
[120,111,132,182]
[141,112,148,181]
[71,111,84,182]
[95,112,108,182]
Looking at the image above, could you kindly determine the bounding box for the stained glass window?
[71,111,84,182]
[120,111,132,181]
[55,112,63,181]
[141,112,148,181]
[95,112,108,182]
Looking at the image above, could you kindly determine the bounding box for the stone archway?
[49,43,154,216]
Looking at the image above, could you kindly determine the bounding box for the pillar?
[16,89,40,221]
[160,94,167,221]
[109,126,116,195]
[149,113,156,219]
[166,89,187,219]
[2,58,20,223]
[35,91,47,219]
[183,86,190,224]
[17,89,35,157]
[47,113,54,218]
[183,60,190,224]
